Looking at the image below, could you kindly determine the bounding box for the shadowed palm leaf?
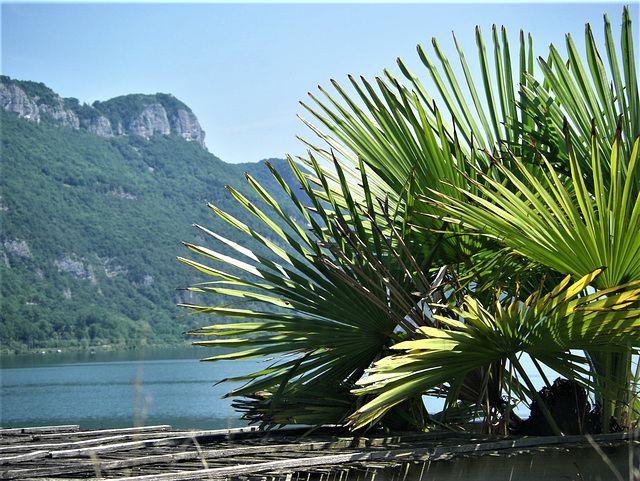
[180,158,436,428]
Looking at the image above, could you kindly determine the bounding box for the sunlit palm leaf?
[425,126,640,431]
[428,128,640,290]
[348,271,640,430]
[296,25,533,264]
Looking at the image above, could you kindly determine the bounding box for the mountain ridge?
[0,76,206,148]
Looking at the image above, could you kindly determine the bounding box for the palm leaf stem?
[530,355,553,389]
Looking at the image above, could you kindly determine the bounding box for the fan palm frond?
[348,270,640,432]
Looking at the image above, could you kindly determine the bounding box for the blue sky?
[2,1,637,164]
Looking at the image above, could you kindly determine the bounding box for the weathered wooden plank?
[0,434,166,455]
[0,429,217,455]
[0,425,80,435]
[1,460,98,480]
[0,425,270,463]
[428,431,638,458]
[111,432,639,481]
[1,443,383,479]
[92,441,345,471]
[45,429,327,459]
[29,425,173,439]
[0,450,48,465]
[49,440,163,459]
[0,425,174,453]
[45,434,206,459]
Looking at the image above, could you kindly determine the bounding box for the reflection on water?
[0,347,252,430]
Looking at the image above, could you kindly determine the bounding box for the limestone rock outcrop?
[40,98,80,130]
[175,109,205,145]
[0,82,40,121]
[87,115,115,137]
[128,103,172,138]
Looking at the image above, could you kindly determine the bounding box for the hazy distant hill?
[0,77,306,353]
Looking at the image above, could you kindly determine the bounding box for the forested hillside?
[0,103,301,353]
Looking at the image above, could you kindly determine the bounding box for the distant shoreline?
[0,340,197,357]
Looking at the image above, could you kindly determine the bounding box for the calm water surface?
[0,347,253,430]
[1,347,551,430]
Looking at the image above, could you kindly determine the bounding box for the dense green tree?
[0,106,300,353]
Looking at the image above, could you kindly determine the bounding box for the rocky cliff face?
[0,76,206,148]
[1,82,40,121]
[87,115,115,137]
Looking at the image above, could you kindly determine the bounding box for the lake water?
[1,347,549,430]
[0,347,252,430]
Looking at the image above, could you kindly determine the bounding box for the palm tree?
[180,7,639,433]
[349,129,640,433]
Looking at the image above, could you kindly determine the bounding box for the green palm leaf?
[427,128,640,290]
[295,23,533,265]
[518,7,638,188]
